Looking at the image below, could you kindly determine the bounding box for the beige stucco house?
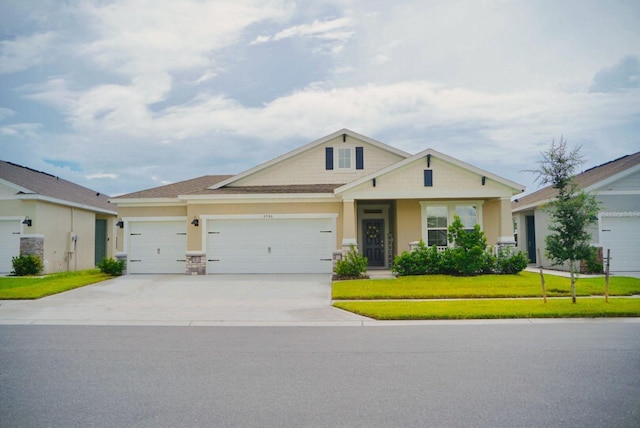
[0,160,117,274]
[110,129,524,274]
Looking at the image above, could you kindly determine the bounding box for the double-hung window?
[426,206,448,247]
[337,148,352,169]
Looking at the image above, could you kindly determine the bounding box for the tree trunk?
[570,260,577,304]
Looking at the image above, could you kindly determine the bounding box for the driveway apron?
[0,274,368,326]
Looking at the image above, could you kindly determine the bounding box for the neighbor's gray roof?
[0,160,115,213]
[512,151,640,211]
[116,175,234,198]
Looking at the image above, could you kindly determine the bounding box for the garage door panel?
[0,220,21,274]
[207,218,334,274]
[601,216,640,277]
[129,221,187,274]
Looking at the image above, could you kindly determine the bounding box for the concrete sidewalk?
[0,274,369,326]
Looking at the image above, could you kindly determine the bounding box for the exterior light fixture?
[426,154,431,167]
[116,219,124,228]
[22,216,32,227]
[482,176,486,186]
[191,217,199,227]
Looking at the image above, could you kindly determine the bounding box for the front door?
[526,215,536,264]
[95,219,107,266]
[363,219,384,267]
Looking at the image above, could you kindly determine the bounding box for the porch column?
[496,197,516,248]
[341,199,357,252]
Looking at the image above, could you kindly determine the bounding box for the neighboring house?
[110,129,524,275]
[0,161,117,274]
[512,152,640,277]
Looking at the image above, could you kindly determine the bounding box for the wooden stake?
[538,249,546,303]
[605,249,611,303]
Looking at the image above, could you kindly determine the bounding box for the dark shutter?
[325,147,334,170]
[424,170,433,187]
[355,147,364,170]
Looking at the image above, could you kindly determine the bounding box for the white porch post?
[341,199,357,253]
[496,197,516,248]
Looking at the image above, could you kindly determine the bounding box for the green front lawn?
[0,269,112,299]
[332,272,640,300]
[334,298,640,320]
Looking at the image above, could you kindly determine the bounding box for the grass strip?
[0,269,112,299]
[332,272,640,300]
[333,298,640,320]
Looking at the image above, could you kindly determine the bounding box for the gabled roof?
[114,175,233,199]
[0,160,116,214]
[335,148,525,194]
[512,151,640,211]
[187,184,343,196]
[208,128,411,190]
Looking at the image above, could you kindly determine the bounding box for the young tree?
[532,138,599,303]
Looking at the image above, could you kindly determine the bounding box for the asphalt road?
[1,322,639,427]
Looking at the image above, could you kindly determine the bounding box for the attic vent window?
[424,170,433,187]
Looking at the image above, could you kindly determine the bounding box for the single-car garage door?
[207,217,335,274]
[0,220,21,274]
[600,215,640,277]
[128,221,187,274]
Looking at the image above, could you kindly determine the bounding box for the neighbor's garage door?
[207,218,334,273]
[0,220,21,274]
[128,221,187,274]
[600,216,640,277]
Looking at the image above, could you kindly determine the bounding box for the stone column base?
[186,251,206,275]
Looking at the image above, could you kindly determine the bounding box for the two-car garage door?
[600,215,640,277]
[207,217,335,274]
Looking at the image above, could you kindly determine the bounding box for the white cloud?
[78,0,292,75]
[87,173,118,180]
[0,32,57,74]
[0,107,15,120]
[0,123,42,137]
[251,17,353,53]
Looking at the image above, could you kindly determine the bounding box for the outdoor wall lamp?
[426,154,431,167]
[116,219,124,228]
[22,216,32,227]
[482,176,486,186]
[191,217,199,227]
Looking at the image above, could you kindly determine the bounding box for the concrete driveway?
[0,274,368,326]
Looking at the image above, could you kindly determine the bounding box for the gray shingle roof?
[512,151,640,211]
[116,175,234,198]
[0,160,115,213]
[189,184,344,195]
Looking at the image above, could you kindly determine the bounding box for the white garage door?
[207,217,335,274]
[600,216,640,277]
[128,221,187,274]
[0,220,21,274]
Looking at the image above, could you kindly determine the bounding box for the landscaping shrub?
[97,257,126,276]
[11,254,44,276]
[446,216,488,275]
[334,246,368,279]
[495,247,529,274]
[392,217,529,276]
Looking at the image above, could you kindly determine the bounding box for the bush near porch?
[392,216,528,276]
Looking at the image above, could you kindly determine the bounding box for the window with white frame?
[426,206,448,247]
[337,147,352,169]
[421,202,482,247]
[455,205,477,233]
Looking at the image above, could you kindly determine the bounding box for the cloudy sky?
[1,0,639,197]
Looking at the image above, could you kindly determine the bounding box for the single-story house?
[0,160,117,274]
[512,151,640,277]
[110,129,525,274]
